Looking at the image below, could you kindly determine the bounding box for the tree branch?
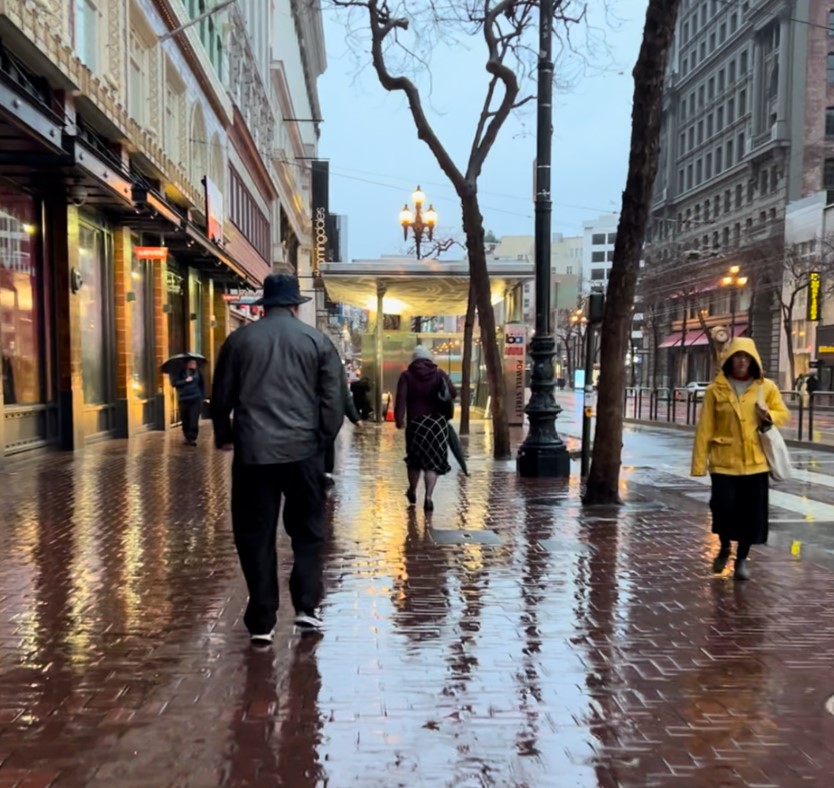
[363,1,466,191]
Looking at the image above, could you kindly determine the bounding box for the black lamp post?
[721,265,748,339]
[517,0,570,478]
[399,186,438,260]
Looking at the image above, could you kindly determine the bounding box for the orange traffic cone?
[385,394,395,422]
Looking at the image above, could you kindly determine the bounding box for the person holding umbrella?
[165,353,206,446]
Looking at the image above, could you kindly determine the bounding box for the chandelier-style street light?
[399,186,438,260]
[720,264,749,339]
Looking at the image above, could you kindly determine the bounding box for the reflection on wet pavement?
[0,424,833,786]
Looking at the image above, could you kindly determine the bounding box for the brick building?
[0,0,327,457]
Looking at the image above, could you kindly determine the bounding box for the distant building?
[582,214,619,293]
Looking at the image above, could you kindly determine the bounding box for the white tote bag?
[757,387,793,481]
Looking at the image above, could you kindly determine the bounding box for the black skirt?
[405,415,451,474]
[709,472,769,545]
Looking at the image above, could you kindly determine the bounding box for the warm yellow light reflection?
[365,295,409,314]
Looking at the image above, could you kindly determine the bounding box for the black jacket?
[211,308,345,464]
[172,369,205,402]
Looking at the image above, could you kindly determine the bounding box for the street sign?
[134,246,168,261]
[807,271,822,322]
[503,323,527,427]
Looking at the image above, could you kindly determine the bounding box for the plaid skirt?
[405,415,451,474]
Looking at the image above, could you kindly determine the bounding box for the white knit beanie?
[412,345,434,362]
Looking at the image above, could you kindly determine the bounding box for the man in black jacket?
[212,274,344,642]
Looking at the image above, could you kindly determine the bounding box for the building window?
[826,108,834,139]
[761,170,768,194]
[77,223,112,405]
[707,114,713,137]
[591,233,606,245]
[590,269,605,281]
[678,169,685,192]
[736,184,743,208]
[715,147,723,173]
[706,153,712,179]
[771,166,779,192]
[698,120,704,144]
[687,164,693,190]
[718,69,725,92]
[0,190,43,406]
[713,195,720,217]
[729,60,736,84]
[704,201,711,221]
[737,132,745,158]
[717,106,724,130]
[75,0,99,72]
[229,168,270,261]
[726,140,734,168]
[730,13,738,34]
[728,97,735,124]
[829,10,834,36]
[607,250,615,262]
[696,159,703,184]
[607,233,617,244]
[128,30,147,124]
[720,23,726,43]
[591,251,605,263]
[724,190,731,213]
[740,50,748,74]
[739,89,746,114]
[828,54,834,85]
[680,132,686,154]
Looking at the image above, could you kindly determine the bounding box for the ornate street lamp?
[720,264,749,339]
[399,186,438,260]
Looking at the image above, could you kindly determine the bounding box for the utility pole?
[517,0,571,478]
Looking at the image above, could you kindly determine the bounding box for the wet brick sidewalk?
[0,424,833,786]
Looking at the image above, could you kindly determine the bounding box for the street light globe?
[729,265,740,275]
[400,204,414,226]
[737,276,749,286]
[721,275,733,286]
[412,186,425,206]
[424,204,438,226]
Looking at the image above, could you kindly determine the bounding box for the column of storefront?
[113,226,137,438]
[53,204,84,451]
[213,286,230,360]
[152,256,171,430]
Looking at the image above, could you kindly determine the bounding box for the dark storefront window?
[131,252,154,399]
[0,190,41,405]
[193,277,204,356]
[167,265,186,355]
[78,223,113,405]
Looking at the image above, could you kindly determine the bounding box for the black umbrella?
[447,422,469,476]
[161,352,207,375]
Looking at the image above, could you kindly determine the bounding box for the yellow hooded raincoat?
[691,337,789,477]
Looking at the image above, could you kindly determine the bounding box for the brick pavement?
[0,425,833,786]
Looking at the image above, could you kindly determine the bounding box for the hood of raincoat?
[719,337,764,382]
[408,357,440,382]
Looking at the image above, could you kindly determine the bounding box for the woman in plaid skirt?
[395,346,457,512]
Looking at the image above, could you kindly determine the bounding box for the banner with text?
[311,160,330,276]
[503,323,527,427]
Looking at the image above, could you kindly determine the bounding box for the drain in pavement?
[430,529,503,546]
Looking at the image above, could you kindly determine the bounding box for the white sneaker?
[250,630,274,645]
[294,611,324,630]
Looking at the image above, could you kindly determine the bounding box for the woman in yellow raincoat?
[691,337,789,580]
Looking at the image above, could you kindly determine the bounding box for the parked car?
[674,381,710,401]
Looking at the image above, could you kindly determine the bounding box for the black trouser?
[180,398,201,442]
[324,441,335,474]
[231,455,326,634]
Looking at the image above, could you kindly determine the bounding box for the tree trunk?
[678,299,689,388]
[461,192,510,458]
[460,281,476,436]
[583,0,682,505]
[650,317,660,389]
[783,313,795,389]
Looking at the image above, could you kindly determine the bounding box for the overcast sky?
[317,1,649,261]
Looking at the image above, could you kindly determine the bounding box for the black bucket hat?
[255,274,311,307]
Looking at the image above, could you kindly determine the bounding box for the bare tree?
[583,0,682,504]
[330,0,591,459]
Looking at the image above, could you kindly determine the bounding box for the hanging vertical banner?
[311,160,329,276]
[807,271,822,322]
[203,176,224,244]
[503,323,527,426]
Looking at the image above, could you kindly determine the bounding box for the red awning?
[659,330,707,348]
[659,332,682,348]
[728,323,748,338]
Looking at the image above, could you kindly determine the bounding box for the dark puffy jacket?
[172,369,205,402]
[394,358,457,428]
[211,308,344,464]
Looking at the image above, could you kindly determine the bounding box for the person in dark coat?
[212,274,344,641]
[395,346,457,512]
[171,357,205,445]
[351,376,372,420]
[324,368,362,487]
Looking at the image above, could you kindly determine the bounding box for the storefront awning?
[659,330,707,348]
[320,259,534,315]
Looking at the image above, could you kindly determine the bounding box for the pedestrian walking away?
[350,376,373,420]
[211,274,344,644]
[395,345,457,512]
[324,361,363,488]
[171,357,205,446]
[691,337,789,580]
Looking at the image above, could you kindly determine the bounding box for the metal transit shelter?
[320,258,534,422]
